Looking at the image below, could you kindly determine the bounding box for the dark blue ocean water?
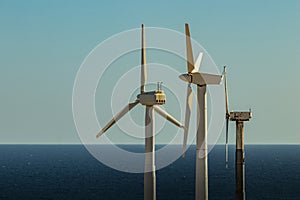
[0,145,299,200]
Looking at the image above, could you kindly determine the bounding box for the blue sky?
[0,0,299,144]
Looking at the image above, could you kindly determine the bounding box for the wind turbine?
[96,24,185,200]
[223,66,252,200]
[179,23,223,200]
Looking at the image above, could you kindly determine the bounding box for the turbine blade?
[182,83,193,157]
[96,101,139,138]
[223,66,230,168]
[153,106,185,129]
[223,66,229,115]
[225,118,229,168]
[141,24,147,93]
[192,52,203,72]
[185,23,194,73]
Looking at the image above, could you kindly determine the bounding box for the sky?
[0,0,299,144]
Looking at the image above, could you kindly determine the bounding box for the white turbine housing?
[137,90,166,106]
[179,72,222,86]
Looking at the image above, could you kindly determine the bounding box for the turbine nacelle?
[229,111,252,121]
[137,90,166,106]
[179,72,222,86]
[179,73,192,83]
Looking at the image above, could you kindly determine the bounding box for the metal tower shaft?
[235,121,245,200]
[144,106,156,200]
[229,111,251,200]
[195,85,208,200]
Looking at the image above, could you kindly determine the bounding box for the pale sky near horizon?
[0,0,299,144]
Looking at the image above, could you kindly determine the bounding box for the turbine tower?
[179,23,223,200]
[223,66,252,200]
[96,24,185,200]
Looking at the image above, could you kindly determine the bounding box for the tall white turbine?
[96,24,185,200]
[223,66,252,200]
[179,23,223,200]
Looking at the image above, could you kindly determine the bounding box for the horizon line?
[0,143,299,145]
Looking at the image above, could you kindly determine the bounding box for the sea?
[0,145,299,200]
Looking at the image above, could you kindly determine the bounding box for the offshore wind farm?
[1,1,300,200]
